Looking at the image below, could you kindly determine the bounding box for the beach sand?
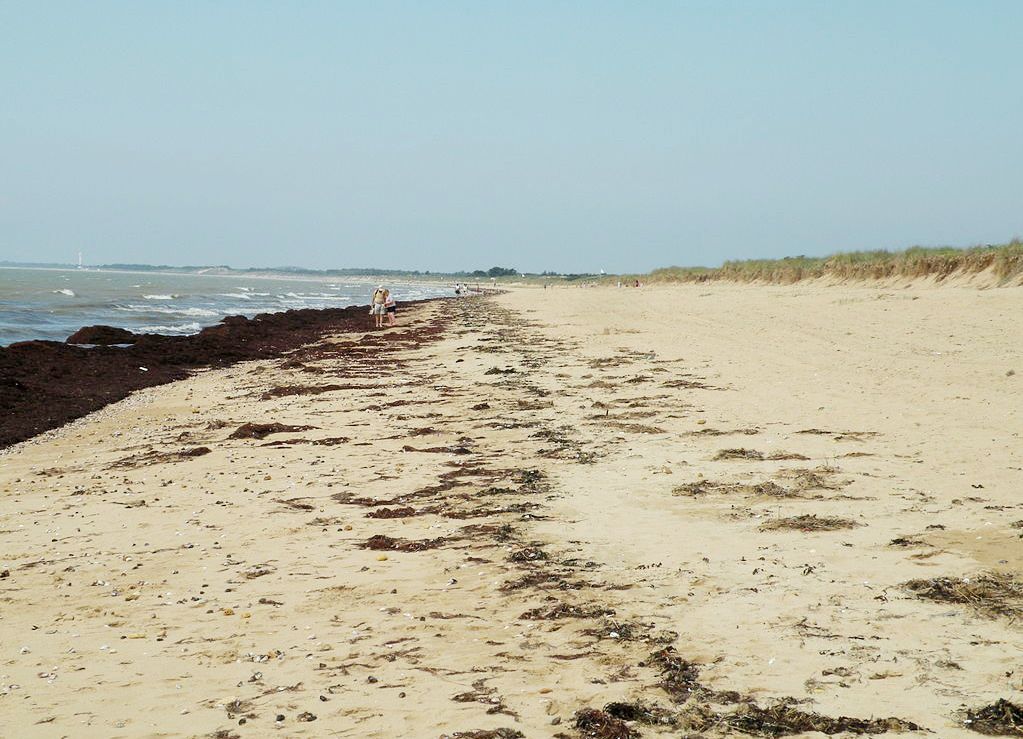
[1,282,1021,738]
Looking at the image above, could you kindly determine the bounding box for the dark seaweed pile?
[0,302,429,448]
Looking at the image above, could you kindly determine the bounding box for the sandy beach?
[2,282,1022,738]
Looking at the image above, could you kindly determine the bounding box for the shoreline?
[0,299,439,450]
[1,283,1021,737]
[0,263,462,286]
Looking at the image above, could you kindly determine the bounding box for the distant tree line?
[469,266,518,278]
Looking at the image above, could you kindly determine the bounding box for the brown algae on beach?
[962,699,1023,736]
[903,572,1023,619]
[758,514,861,532]
[2,285,1022,736]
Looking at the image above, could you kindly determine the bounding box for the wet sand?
[1,283,1022,738]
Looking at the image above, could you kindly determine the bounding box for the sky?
[1,1,1021,273]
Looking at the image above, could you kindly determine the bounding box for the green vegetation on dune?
[640,240,1023,285]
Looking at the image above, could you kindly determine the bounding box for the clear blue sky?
[2,1,1021,273]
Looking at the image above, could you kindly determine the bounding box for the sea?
[0,267,454,346]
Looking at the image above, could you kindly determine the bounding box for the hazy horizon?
[3,237,1022,277]
[3,2,1021,273]
[0,259,520,275]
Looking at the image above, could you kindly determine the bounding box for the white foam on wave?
[137,321,202,334]
[143,294,178,300]
[280,293,353,301]
[219,293,252,299]
[53,288,76,297]
[118,305,219,317]
[170,307,219,317]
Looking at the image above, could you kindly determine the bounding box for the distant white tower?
[77,251,83,269]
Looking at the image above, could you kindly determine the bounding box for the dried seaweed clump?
[648,646,704,701]
[963,699,1023,736]
[573,708,640,739]
[672,480,720,496]
[759,514,860,532]
[662,378,719,390]
[365,506,420,519]
[903,573,1023,619]
[446,730,524,739]
[605,421,666,434]
[603,701,678,728]
[361,534,449,552]
[715,448,765,460]
[509,546,548,563]
[637,651,921,736]
[515,468,545,482]
[500,570,573,592]
[509,468,550,494]
[711,701,922,737]
[229,422,316,439]
[673,480,793,498]
[451,679,514,717]
[714,448,809,461]
[583,618,639,641]
[519,602,613,621]
[777,467,845,491]
[110,445,212,468]
[260,384,348,399]
[889,536,927,547]
[746,481,794,497]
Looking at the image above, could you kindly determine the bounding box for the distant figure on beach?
[384,291,397,326]
[454,283,463,296]
[370,286,389,328]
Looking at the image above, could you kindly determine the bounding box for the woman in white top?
[384,292,397,326]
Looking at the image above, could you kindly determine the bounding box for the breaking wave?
[117,305,219,317]
[136,322,203,334]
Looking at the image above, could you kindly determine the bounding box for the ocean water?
[0,267,453,345]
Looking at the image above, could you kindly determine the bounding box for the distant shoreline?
[7,239,1023,288]
[0,298,445,449]
[0,263,460,286]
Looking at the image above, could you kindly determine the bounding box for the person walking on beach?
[370,286,388,328]
[384,291,397,326]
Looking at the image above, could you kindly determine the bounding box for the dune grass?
[633,240,1023,286]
